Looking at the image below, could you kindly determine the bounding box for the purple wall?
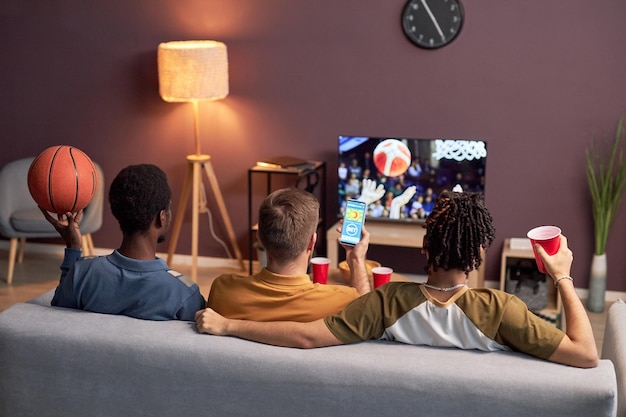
[1,0,625,290]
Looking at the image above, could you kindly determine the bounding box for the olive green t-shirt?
[325,283,564,360]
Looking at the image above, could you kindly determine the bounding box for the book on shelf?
[256,156,311,169]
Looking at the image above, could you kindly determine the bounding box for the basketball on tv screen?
[338,136,487,223]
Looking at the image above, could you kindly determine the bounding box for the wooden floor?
[0,246,611,354]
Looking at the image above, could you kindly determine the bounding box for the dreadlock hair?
[423,190,495,275]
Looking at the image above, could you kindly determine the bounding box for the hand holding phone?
[340,200,366,246]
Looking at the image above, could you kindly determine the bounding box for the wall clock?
[401,0,464,49]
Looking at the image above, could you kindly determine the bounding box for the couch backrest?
[0,301,618,417]
[603,299,626,417]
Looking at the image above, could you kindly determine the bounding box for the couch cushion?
[27,288,54,306]
[10,207,58,234]
[602,299,626,417]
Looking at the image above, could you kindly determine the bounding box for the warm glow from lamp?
[158,40,228,102]
[158,40,229,156]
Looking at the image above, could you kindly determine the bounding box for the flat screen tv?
[338,136,487,223]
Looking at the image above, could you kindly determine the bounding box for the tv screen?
[338,136,487,223]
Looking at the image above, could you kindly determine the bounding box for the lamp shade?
[158,40,229,102]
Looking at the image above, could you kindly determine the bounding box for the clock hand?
[420,0,445,40]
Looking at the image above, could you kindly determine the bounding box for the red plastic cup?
[527,226,561,274]
[311,257,330,284]
[372,266,393,288]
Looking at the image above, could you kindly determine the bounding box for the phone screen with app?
[340,200,366,246]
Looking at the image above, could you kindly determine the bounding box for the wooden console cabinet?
[500,238,562,327]
[326,220,485,288]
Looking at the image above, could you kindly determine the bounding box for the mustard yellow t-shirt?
[207,268,360,322]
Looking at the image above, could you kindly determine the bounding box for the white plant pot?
[587,253,607,313]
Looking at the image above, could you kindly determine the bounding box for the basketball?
[373,139,412,177]
[27,145,98,214]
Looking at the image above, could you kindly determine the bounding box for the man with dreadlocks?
[195,191,598,368]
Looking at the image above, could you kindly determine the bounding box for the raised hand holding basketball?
[39,208,83,250]
[27,145,98,214]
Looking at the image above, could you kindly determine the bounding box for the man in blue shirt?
[42,164,205,321]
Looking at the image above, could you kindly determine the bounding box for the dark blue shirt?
[51,249,206,321]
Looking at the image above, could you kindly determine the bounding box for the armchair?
[0,157,104,284]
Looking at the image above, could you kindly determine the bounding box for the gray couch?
[0,290,619,417]
[603,299,626,417]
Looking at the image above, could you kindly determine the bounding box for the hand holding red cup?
[527,226,561,274]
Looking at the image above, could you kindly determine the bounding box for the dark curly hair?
[109,164,172,235]
[423,191,495,274]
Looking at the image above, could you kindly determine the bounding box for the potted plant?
[586,115,626,312]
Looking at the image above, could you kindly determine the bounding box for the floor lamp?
[158,40,245,282]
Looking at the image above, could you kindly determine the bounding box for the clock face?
[401,0,464,49]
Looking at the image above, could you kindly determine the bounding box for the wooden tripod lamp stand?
[158,40,244,282]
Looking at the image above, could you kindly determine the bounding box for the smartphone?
[340,199,367,246]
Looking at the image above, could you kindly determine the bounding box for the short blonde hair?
[258,188,319,263]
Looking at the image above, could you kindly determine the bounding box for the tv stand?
[326,221,484,288]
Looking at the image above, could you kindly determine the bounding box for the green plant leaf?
[586,115,626,255]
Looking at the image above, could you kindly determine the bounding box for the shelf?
[326,220,485,289]
[500,238,562,328]
[248,161,326,274]
[249,161,324,175]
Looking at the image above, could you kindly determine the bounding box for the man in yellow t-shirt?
[197,191,599,369]
[204,187,371,322]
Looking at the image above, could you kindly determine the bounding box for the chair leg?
[82,233,94,256]
[17,237,26,264]
[7,238,18,284]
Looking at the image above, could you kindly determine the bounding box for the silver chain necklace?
[422,283,467,292]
